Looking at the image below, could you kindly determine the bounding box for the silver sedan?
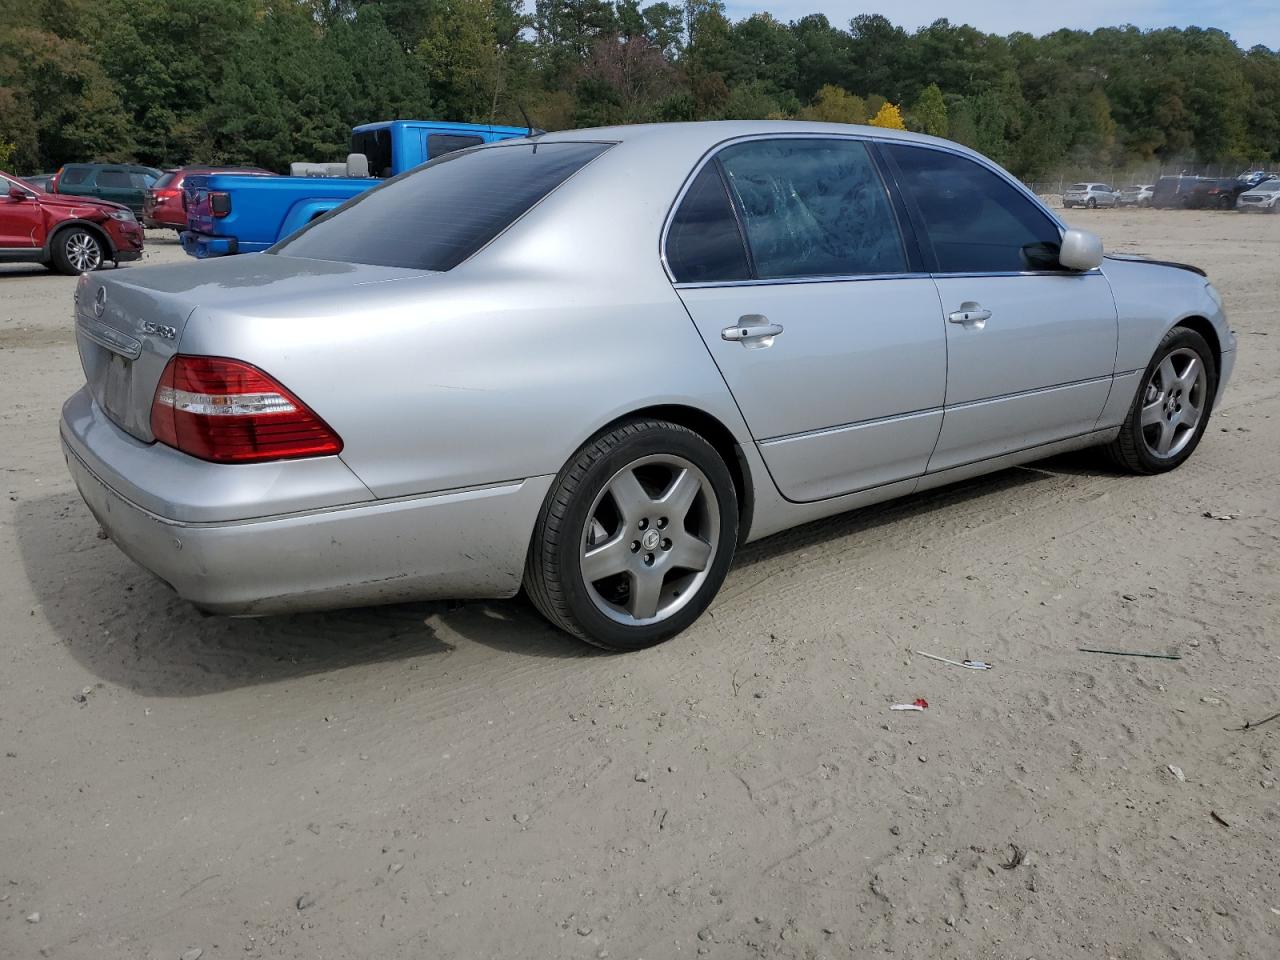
[61,121,1236,649]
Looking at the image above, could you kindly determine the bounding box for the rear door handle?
[947,303,992,328]
[722,315,784,347]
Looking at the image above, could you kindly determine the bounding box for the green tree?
[909,82,947,137]
[798,84,866,123]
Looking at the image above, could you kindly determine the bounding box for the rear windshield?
[273,141,611,271]
[1068,184,1088,191]
[153,172,177,189]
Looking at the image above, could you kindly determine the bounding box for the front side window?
[273,141,611,271]
[716,138,907,280]
[427,133,484,160]
[885,144,1063,274]
[666,163,751,283]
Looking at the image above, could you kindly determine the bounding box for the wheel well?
[603,404,754,543]
[48,220,114,259]
[1175,315,1222,376]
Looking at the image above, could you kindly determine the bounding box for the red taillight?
[209,191,231,217]
[150,356,342,463]
[51,168,63,192]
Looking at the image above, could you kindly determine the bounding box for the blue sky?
[720,1,1280,51]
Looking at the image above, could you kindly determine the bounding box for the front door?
[0,176,44,249]
[882,143,1118,472]
[668,137,947,502]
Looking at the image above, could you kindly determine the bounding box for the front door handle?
[947,302,992,328]
[722,315,784,347]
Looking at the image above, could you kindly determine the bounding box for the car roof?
[533,120,972,153]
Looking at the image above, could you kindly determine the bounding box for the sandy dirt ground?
[1,214,1277,960]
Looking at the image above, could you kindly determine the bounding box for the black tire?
[524,419,738,651]
[1087,197,1097,209]
[50,227,106,275]
[1105,326,1217,474]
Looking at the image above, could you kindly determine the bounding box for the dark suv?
[52,163,165,216]
[1,170,144,273]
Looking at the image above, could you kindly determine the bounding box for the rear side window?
[428,133,484,159]
[666,164,751,283]
[885,144,1063,274]
[97,170,132,188]
[274,141,611,271]
[716,138,907,280]
[60,166,90,186]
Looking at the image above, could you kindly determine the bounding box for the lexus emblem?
[93,286,107,318]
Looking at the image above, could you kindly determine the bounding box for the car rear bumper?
[60,391,553,615]
[179,232,272,258]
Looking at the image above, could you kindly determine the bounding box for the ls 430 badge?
[142,321,177,340]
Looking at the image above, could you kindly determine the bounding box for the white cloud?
[720,1,1280,51]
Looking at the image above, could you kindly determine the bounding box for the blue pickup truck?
[181,119,530,258]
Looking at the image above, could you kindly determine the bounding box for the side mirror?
[1059,228,1103,271]
[8,185,32,200]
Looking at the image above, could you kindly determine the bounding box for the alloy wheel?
[1139,347,1207,459]
[579,454,720,626]
[65,232,103,272]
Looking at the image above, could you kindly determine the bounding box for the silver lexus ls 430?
[61,122,1236,649]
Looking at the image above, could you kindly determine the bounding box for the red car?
[144,166,274,230]
[0,170,144,274]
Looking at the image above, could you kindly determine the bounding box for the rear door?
[882,143,1117,473]
[669,137,947,502]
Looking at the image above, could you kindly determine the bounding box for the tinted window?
[60,167,90,186]
[153,172,177,189]
[428,133,485,159]
[666,164,751,283]
[886,144,1062,273]
[717,138,906,279]
[274,141,611,271]
[351,128,392,177]
[97,170,132,188]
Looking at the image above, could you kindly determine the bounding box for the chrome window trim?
[660,132,1070,286]
[674,271,932,290]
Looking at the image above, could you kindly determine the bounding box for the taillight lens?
[150,356,342,463]
[209,191,231,217]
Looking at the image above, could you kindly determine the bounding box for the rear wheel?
[1087,197,1097,209]
[525,419,738,650]
[1106,327,1216,474]
[50,228,105,274]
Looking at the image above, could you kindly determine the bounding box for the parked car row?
[1063,174,1280,212]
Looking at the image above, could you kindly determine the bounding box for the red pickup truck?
[1,170,144,273]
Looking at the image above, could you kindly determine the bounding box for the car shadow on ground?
[14,452,1104,697]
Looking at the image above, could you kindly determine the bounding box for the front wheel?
[1106,327,1217,474]
[525,419,738,650]
[50,228,105,275]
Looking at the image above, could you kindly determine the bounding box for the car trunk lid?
[74,254,428,442]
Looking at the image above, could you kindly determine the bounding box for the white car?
[1236,178,1280,212]
[1063,182,1119,209]
[1117,184,1154,207]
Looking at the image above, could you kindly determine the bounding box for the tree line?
[2,0,1278,179]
